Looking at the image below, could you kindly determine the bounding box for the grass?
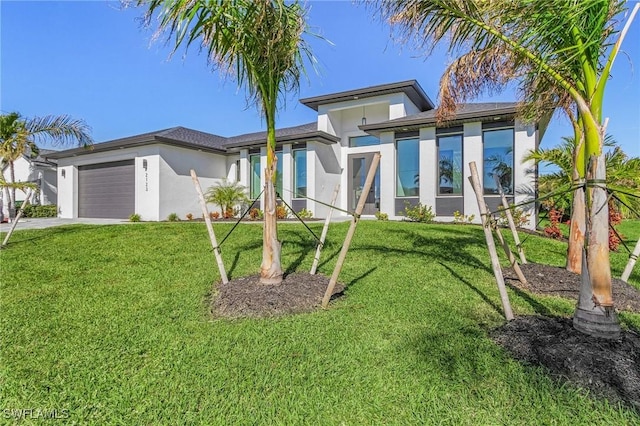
[1,221,639,424]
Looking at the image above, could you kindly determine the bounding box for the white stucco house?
[1,149,58,219]
[48,80,545,227]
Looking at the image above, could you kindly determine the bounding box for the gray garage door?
[78,160,135,218]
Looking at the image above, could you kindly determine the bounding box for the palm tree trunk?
[573,154,620,339]
[260,126,283,285]
[566,182,585,273]
[9,160,16,219]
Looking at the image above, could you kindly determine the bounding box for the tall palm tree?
[380,0,639,338]
[139,0,314,284]
[0,112,92,217]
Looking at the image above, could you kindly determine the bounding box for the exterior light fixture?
[61,169,66,178]
[361,106,367,126]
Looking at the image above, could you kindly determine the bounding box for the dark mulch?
[211,273,344,318]
[503,263,640,313]
[495,263,640,411]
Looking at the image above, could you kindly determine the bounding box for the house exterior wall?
[1,157,57,217]
[157,145,227,220]
[56,144,228,220]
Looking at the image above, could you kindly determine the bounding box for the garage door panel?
[78,160,135,219]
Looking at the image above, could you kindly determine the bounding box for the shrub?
[210,211,220,220]
[224,207,235,219]
[249,208,263,220]
[186,213,194,221]
[544,208,563,239]
[167,213,180,222]
[375,211,389,221]
[609,202,623,251]
[453,210,475,224]
[297,208,313,219]
[129,213,141,222]
[276,205,289,220]
[22,204,57,218]
[402,202,435,223]
[498,205,531,228]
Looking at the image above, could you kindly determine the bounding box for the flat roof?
[299,80,435,112]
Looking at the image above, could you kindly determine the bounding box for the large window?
[250,154,261,199]
[438,134,463,195]
[396,138,419,197]
[349,135,380,147]
[483,128,514,194]
[293,149,307,198]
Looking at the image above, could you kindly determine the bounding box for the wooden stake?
[190,170,228,284]
[469,162,514,321]
[322,153,381,308]
[621,231,640,282]
[493,223,527,285]
[2,189,33,248]
[494,175,527,264]
[310,184,340,275]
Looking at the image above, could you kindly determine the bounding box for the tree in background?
[140,0,315,284]
[380,0,639,338]
[0,112,92,218]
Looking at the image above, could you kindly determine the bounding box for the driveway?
[0,217,129,231]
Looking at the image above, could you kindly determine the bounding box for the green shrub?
[296,208,313,219]
[129,213,141,222]
[375,211,389,221]
[498,205,531,228]
[167,213,180,222]
[402,202,435,223]
[453,210,475,224]
[22,204,57,218]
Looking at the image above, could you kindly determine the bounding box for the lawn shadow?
[438,262,503,317]
[0,225,87,248]
[346,266,377,289]
[504,280,553,317]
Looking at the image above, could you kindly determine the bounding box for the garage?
[78,160,135,218]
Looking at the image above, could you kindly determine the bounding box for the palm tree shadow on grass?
[438,262,504,317]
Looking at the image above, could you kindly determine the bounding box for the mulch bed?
[495,263,640,411]
[211,273,344,318]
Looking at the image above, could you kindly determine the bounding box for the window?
[275,151,283,197]
[396,138,419,197]
[250,154,261,199]
[235,159,241,182]
[349,135,379,147]
[483,128,514,195]
[438,134,463,195]
[293,149,307,198]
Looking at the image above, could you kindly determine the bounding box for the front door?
[348,153,380,215]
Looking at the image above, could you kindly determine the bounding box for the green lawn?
[1,221,639,424]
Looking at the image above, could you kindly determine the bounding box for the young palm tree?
[140,0,314,284]
[380,0,639,338]
[205,179,249,217]
[0,112,92,217]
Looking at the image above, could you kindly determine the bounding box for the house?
[1,149,58,218]
[48,80,544,227]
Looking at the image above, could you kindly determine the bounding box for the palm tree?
[205,179,249,217]
[0,112,92,218]
[380,0,639,338]
[139,0,314,284]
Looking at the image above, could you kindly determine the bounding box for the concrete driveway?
[0,217,130,231]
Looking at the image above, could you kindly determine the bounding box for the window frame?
[482,127,515,196]
[395,136,420,198]
[292,148,307,199]
[436,132,464,196]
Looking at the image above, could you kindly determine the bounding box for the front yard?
[1,221,639,424]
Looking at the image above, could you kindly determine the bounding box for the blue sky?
[2,0,639,161]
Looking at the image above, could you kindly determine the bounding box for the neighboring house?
[1,149,58,218]
[49,80,545,227]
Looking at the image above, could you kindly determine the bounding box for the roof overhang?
[299,80,435,112]
[224,131,340,152]
[46,135,227,159]
[360,106,519,136]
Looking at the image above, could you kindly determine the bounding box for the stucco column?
[463,122,483,222]
[420,127,437,211]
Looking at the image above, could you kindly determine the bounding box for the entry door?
[348,153,380,215]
